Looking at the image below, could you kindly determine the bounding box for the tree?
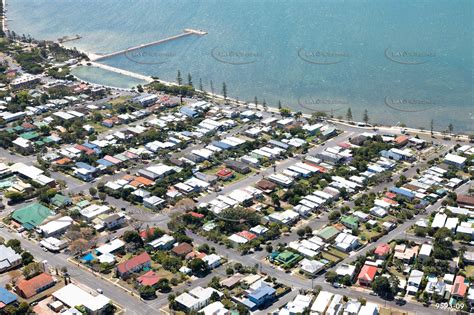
[21,251,34,265]
[187,73,193,86]
[22,262,43,279]
[363,109,369,125]
[448,123,454,134]
[265,244,273,253]
[139,285,156,299]
[325,270,337,283]
[222,82,227,100]
[346,107,353,121]
[123,230,143,245]
[197,243,211,254]
[210,80,214,94]
[98,192,107,201]
[328,210,341,222]
[176,70,182,85]
[69,239,89,255]
[137,84,144,93]
[156,278,171,292]
[371,276,393,298]
[208,276,221,289]
[188,258,208,275]
[278,100,282,110]
[199,78,203,91]
[6,239,22,253]
[430,119,434,136]
[296,228,305,238]
[89,187,97,196]
[254,96,258,106]
[280,108,291,117]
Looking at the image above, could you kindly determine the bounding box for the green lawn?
[321,252,341,263]
[109,95,132,105]
[464,266,474,278]
[204,165,253,185]
[327,247,349,259]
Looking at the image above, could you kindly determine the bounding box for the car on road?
[395,298,406,306]
[97,288,103,294]
[369,292,378,296]
[332,282,343,288]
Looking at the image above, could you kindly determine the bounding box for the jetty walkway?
[91,28,207,61]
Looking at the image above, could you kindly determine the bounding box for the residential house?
[203,254,222,269]
[0,287,17,310]
[171,243,193,257]
[148,234,175,250]
[357,265,377,286]
[241,283,276,311]
[418,244,433,263]
[52,283,111,315]
[137,271,160,287]
[393,244,419,263]
[116,252,151,279]
[407,270,424,295]
[451,275,468,299]
[16,273,56,299]
[374,244,391,259]
[175,286,223,312]
[0,244,22,272]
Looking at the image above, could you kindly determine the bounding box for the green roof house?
[19,131,40,141]
[12,203,54,230]
[275,250,302,268]
[317,226,340,241]
[341,215,359,230]
[51,194,72,208]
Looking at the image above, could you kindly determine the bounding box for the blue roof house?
[242,284,276,310]
[180,107,198,118]
[0,287,17,308]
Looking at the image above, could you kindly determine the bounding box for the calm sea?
[7,0,473,132]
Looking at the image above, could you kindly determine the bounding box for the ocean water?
[70,66,148,90]
[7,0,473,132]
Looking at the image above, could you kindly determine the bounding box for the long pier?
[91,28,207,61]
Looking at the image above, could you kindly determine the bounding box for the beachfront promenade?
[90,28,207,61]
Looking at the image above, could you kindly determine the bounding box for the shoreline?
[72,60,472,141]
[2,4,471,140]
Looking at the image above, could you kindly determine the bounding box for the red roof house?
[139,227,160,240]
[357,265,377,286]
[137,270,160,287]
[116,252,151,278]
[237,231,257,242]
[385,192,396,199]
[374,244,391,258]
[171,243,193,257]
[457,195,474,207]
[216,168,234,180]
[451,275,468,298]
[16,273,56,299]
[394,135,409,146]
[188,212,204,219]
